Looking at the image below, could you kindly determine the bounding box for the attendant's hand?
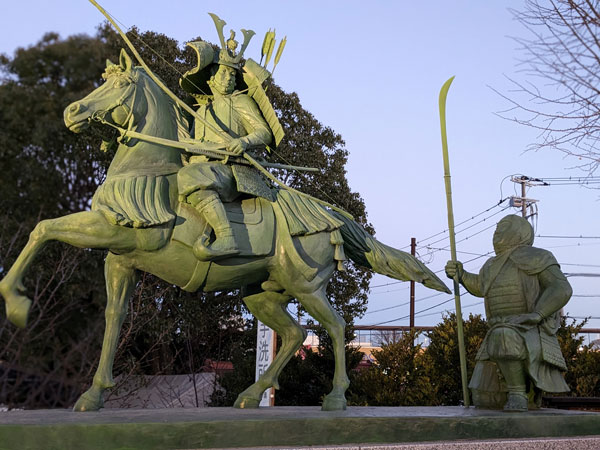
[445,260,464,281]
[228,138,248,155]
[507,312,543,326]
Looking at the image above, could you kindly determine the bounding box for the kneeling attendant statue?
[445,215,572,411]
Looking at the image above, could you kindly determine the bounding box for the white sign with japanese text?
[255,320,275,407]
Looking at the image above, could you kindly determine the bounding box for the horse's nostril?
[69,103,82,114]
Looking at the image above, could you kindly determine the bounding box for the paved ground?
[231,436,600,449]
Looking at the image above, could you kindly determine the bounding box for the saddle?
[171,196,275,257]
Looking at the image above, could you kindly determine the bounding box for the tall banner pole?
[438,76,470,407]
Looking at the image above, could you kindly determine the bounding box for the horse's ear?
[119,49,134,72]
[105,58,115,68]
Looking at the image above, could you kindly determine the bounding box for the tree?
[502,0,600,174]
[347,329,436,406]
[0,31,113,409]
[0,24,372,408]
[556,317,600,397]
[424,313,488,405]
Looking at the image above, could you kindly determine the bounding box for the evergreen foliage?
[0,25,370,408]
[556,317,600,397]
[348,329,436,406]
[424,313,487,405]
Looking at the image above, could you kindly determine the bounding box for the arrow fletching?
[260,28,271,64]
[264,30,276,68]
[272,36,287,73]
[262,29,275,66]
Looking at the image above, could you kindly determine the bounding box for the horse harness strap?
[91,79,138,134]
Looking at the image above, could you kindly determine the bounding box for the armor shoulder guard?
[510,246,559,276]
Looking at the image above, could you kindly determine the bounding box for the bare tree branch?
[501,0,600,173]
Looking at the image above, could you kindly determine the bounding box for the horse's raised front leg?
[296,287,349,411]
[234,290,306,408]
[0,211,136,328]
[73,252,138,412]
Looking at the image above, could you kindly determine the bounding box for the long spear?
[438,76,470,407]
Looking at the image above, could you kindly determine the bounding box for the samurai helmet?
[180,13,255,96]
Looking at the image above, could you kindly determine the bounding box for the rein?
[91,77,138,136]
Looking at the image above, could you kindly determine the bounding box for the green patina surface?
[1,407,599,450]
[446,215,574,412]
[0,5,451,416]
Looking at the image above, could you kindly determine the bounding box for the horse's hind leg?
[294,287,349,411]
[0,211,136,328]
[234,290,307,409]
[73,253,138,412]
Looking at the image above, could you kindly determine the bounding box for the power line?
[424,247,490,257]
[537,235,600,239]
[565,273,600,278]
[414,300,484,319]
[371,281,407,289]
[366,292,445,314]
[545,242,600,250]
[561,263,600,268]
[536,176,600,181]
[368,291,467,326]
[566,316,600,320]
[415,198,509,246]
[422,204,510,248]
[368,285,411,295]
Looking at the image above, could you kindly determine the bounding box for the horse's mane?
[136,67,190,142]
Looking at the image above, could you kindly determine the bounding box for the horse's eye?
[113,79,129,88]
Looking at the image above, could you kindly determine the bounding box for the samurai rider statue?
[445,215,572,411]
[177,13,284,261]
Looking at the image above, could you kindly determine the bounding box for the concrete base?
[0,406,599,450]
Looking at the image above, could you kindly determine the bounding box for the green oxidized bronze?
[445,215,572,411]
[0,11,451,413]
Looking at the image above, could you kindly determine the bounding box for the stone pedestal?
[1,406,599,450]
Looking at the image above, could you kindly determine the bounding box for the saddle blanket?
[171,196,274,257]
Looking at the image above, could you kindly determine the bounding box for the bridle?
[90,73,139,135]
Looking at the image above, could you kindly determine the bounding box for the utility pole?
[409,237,416,330]
[510,175,546,219]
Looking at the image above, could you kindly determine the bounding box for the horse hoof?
[73,390,104,412]
[321,394,347,411]
[233,396,260,409]
[4,293,32,329]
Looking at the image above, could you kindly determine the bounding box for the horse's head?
[64,49,189,146]
[64,49,145,134]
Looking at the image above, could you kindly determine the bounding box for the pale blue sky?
[2,1,599,331]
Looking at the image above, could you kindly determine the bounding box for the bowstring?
[103,6,212,99]
[103,8,348,214]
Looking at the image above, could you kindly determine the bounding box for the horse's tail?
[333,212,451,294]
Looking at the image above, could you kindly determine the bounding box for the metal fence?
[334,326,600,351]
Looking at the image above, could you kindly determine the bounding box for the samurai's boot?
[188,190,240,261]
[504,389,528,412]
[496,359,528,412]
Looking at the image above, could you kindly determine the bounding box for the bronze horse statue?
[0,50,450,411]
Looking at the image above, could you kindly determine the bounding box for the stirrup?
[193,236,240,261]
